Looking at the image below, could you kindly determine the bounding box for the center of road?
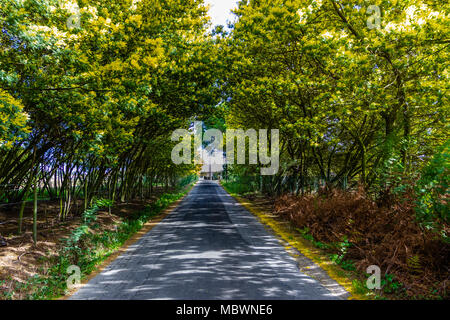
[70,181,344,300]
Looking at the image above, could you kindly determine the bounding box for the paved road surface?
[70,181,344,300]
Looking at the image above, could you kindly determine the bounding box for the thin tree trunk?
[33,176,38,245]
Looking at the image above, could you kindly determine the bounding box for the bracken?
[273,186,449,299]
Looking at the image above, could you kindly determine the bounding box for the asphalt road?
[70,181,343,300]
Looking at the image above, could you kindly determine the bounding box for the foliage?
[63,198,112,248]
[415,141,449,237]
[178,174,199,188]
[0,0,218,222]
[222,176,260,195]
[0,89,29,148]
[219,0,449,192]
[273,188,449,299]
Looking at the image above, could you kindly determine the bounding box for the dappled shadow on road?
[70,181,339,300]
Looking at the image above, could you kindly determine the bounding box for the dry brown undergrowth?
[273,186,449,299]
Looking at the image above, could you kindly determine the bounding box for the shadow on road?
[70,181,344,300]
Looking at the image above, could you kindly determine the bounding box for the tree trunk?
[33,177,38,245]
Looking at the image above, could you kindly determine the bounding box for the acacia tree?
[0,0,220,238]
[221,0,448,194]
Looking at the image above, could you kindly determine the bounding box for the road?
[70,181,345,300]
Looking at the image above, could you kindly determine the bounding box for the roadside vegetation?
[1,0,211,299]
[0,177,195,300]
[223,179,448,300]
[218,0,448,300]
[0,0,214,245]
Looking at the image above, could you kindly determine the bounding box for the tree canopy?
[0,0,448,240]
[220,0,448,195]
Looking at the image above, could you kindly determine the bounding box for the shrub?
[415,141,449,240]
